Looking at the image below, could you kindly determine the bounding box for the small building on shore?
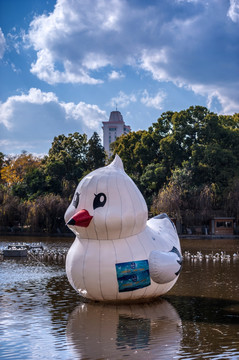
[209,217,235,235]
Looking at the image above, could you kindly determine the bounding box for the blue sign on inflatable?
[115,260,151,292]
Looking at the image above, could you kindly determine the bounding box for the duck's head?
[65,155,148,240]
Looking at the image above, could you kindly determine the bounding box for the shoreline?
[180,234,239,239]
[0,232,74,238]
[0,232,239,240]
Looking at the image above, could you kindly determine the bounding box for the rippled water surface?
[1,236,239,359]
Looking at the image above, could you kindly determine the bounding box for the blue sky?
[0,0,239,156]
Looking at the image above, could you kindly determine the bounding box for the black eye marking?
[73,192,80,208]
[93,193,107,210]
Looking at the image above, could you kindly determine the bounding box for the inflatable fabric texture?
[65,155,182,302]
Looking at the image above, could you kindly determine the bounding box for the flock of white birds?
[183,250,239,261]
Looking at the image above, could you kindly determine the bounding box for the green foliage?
[1,108,239,232]
[140,163,167,203]
[12,167,47,200]
[43,131,106,197]
[0,152,4,171]
[226,177,239,220]
[112,106,239,223]
[111,130,145,177]
[86,132,106,171]
[43,132,88,194]
[191,143,237,192]
[0,131,106,233]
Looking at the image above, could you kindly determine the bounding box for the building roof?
[109,111,124,123]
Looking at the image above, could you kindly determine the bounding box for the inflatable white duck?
[65,155,182,302]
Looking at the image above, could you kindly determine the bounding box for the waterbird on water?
[183,250,239,262]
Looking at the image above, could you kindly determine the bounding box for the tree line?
[1,106,239,234]
[0,132,105,233]
[111,106,239,231]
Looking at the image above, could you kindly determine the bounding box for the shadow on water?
[163,295,239,359]
[164,295,239,325]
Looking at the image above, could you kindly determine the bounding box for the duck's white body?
[65,155,182,302]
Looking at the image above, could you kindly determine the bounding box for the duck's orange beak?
[67,209,93,228]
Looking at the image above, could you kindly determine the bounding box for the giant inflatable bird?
[65,155,182,302]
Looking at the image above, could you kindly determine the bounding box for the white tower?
[102,110,131,156]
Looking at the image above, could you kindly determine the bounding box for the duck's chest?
[68,235,156,297]
[70,230,162,266]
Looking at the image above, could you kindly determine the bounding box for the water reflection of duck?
[66,299,182,360]
[65,155,182,302]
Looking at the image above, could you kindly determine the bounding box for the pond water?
[1,236,239,360]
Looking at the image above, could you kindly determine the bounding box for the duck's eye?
[93,193,107,210]
[73,192,80,208]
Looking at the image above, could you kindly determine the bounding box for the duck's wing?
[147,213,180,249]
[147,213,182,284]
[149,247,182,284]
[147,213,177,233]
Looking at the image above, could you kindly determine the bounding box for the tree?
[12,167,47,200]
[190,142,237,196]
[151,110,174,138]
[197,184,217,223]
[0,153,41,187]
[26,194,68,233]
[140,163,167,205]
[1,107,239,232]
[111,131,146,180]
[152,181,183,221]
[0,152,5,185]
[0,152,4,170]
[86,132,105,171]
[158,106,212,175]
[43,132,88,195]
[225,177,239,223]
[0,192,29,230]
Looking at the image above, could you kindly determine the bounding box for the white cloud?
[0,88,107,131]
[108,70,125,80]
[0,88,107,154]
[7,30,23,55]
[228,0,239,22]
[15,88,58,104]
[190,83,239,115]
[0,88,58,129]
[27,0,125,84]
[138,2,239,114]
[82,53,111,70]
[0,28,6,59]
[63,102,107,129]
[110,91,137,108]
[140,49,170,83]
[30,49,103,85]
[141,90,166,110]
[23,0,239,114]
